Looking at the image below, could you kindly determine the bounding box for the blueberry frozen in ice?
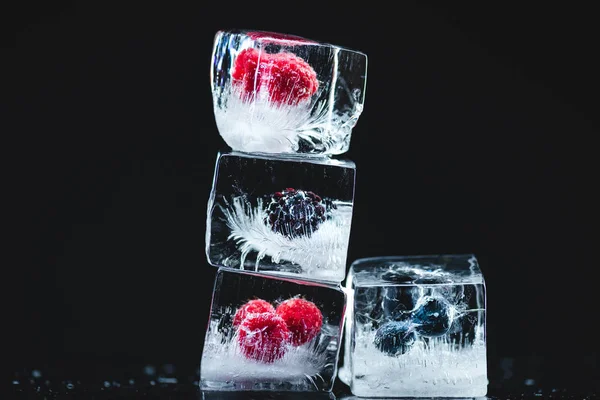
[373,320,417,356]
[412,295,453,337]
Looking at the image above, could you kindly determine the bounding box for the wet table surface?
[9,357,600,399]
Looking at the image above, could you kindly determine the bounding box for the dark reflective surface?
[9,357,600,399]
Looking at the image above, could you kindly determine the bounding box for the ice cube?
[200,268,346,392]
[339,255,488,397]
[211,29,367,155]
[205,151,355,283]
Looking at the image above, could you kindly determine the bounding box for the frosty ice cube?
[206,151,355,283]
[211,29,368,155]
[200,268,346,392]
[339,255,487,397]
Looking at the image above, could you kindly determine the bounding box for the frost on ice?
[219,194,352,280]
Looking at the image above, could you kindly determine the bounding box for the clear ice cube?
[211,29,368,155]
[339,255,488,397]
[200,268,346,392]
[205,151,355,283]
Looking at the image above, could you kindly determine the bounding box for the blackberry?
[373,320,417,356]
[266,188,334,238]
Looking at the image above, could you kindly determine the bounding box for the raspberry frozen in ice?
[211,29,367,154]
[276,298,323,346]
[237,312,291,363]
[232,299,275,327]
[231,48,319,105]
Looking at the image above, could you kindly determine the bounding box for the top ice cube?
[211,29,368,155]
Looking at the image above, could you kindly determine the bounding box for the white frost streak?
[201,320,331,385]
[214,88,350,154]
[221,197,352,277]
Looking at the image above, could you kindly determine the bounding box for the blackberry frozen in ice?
[266,188,334,238]
[206,152,355,282]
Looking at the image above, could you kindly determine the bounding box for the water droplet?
[129,379,135,385]
[32,370,42,379]
[66,383,74,390]
[143,365,156,376]
[162,364,175,374]
[12,380,19,385]
[103,381,111,388]
[524,378,535,386]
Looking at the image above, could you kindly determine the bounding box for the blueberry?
[412,296,453,337]
[373,321,417,356]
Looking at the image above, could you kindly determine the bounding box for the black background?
[5,0,598,392]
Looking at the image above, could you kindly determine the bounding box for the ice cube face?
[206,151,355,283]
[211,29,368,155]
[340,255,488,397]
[200,268,346,392]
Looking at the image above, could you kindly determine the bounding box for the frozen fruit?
[237,312,291,363]
[231,48,318,105]
[232,299,275,328]
[266,188,333,238]
[276,298,323,346]
[373,320,417,356]
[412,295,453,337]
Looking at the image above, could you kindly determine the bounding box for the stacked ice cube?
[201,29,367,393]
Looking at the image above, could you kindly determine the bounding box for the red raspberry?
[232,299,275,328]
[275,298,323,346]
[231,48,319,105]
[237,312,291,363]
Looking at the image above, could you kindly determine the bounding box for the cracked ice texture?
[200,268,346,392]
[340,255,488,397]
[205,151,355,283]
[211,29,368,155]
